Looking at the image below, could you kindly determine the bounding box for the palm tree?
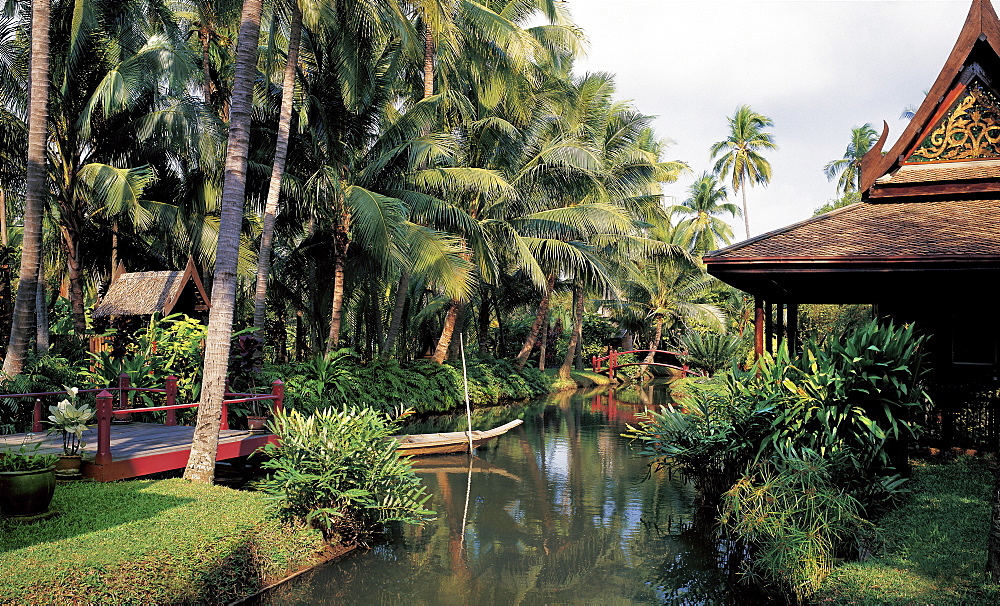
[184,0,264,484]
[710,105,777,239]
[823,123,878,195]
[670,172,740,254]
[3,0,48,378]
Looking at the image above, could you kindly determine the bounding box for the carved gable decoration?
[909,80,1000,162]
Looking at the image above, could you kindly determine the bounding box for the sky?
[567,0,971,239]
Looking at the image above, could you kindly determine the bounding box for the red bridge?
[591,349,701,380]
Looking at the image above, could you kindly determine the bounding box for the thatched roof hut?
[92,258,210,320]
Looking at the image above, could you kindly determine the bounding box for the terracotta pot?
[0,466,55,518]
[966,449,979,457]
[247,416,269,431]
[927,447,941,456]
[55,455,83,479]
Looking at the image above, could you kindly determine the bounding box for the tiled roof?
[876,159,1000,184]
[92,271,185,318]
[705,199,1000,260]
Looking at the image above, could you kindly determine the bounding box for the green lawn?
[0,479,327,605]
[817,458,1000,605]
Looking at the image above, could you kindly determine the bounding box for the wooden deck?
[0,424,276,481]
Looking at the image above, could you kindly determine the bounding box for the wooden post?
[118,372,129,409]
[609,350,617,381]
[754,297,765,360]
[777,301,786,351]
[32,398,43,432]
[764,301,773,354]
[220,399,229,431]
[271,379,284,413]
[592,355,598,372]
[787,303,799,355]
[96,390,113,465]
[164,375,178,426]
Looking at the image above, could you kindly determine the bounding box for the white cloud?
[568,0,970,235]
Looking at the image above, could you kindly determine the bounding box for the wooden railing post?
[591,355,598,372]
[609,350,617,381]
[32,398,43,432]
[271,380,284,413]
[96,390,113,465]
[118,372,130,409]
[164,376,178,426]
[220,400,229,431]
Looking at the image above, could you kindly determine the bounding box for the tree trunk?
[423,23,434,98]
[638,317,664,378]
[3,0,48,377]
[558,281,584,382]
[478,289,490,356]
[61,224,86,336]
[200,24,213,104]
[538,320,549,370]
[515,273,555,369]
[382,269,409,359]
[447,302,466,360]
[325,236,348,355]
[252,2,301,340]
[184,0,263,484]
[35,262,48,355]
[431,301,460,364]
[741,186,750,239]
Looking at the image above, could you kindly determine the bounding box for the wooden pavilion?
[703,0,1000,447]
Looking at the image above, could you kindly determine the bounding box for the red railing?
[591,349,698,380]
[1,373,285,466]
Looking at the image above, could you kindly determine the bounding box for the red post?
[118,372,130,409]
[96,390,113,465]
[609,350,617,381]
[32,398,43,432]
[164,376,178,426]
[754,297,765,361]
[591,355,598,372]
[220,400,229,431]
[271,380,284,413]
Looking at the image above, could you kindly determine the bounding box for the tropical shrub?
[1,353,80,432]
[675,329,749,375]
[625,373,777,501]
[258,407,434,543]
[721,449,872,604]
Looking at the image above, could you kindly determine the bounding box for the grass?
[0,479,327,605]
[816,458,1000,605]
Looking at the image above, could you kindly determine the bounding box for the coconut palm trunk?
[431,301,460,363]
[59,221,87,335]
[184,0,263,484]
[740,187,750,239]
[35,262,48,355]
[253,2,302,339]
[638,316,664,378]
[515,273,555,369]
[558,281,584,382]
[325,226,349,355]
[3,0,49,377]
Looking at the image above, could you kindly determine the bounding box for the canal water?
[255,384,750,605]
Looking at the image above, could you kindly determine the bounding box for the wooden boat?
[392,419,524,456]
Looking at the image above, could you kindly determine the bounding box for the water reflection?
[256,383,751,605]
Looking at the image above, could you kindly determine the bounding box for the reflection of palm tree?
[670,172,740,254]
[710,105,777,239]
[823,123,878,195]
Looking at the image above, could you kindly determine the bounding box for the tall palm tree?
[823,123,878,195]
[184,0,264,484]
[710,105,776,240]
[670,172,740,254]
[3,0,48,378]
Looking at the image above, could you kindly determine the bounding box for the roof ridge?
[704,202,863,259]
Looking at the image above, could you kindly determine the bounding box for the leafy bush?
[259,407,434,543]
[625,374,777,502]
[721,449,872,604]
[676,329,749,375]
[1,353,80,432]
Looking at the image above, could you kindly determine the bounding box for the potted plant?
[0,441,58,519]
[246,398,269,432]
[46,387,95,480]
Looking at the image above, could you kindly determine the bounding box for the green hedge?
[0,479,326,605]
[275,354,553,415]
